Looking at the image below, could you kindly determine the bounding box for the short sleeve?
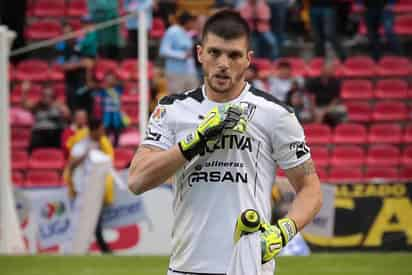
[141,104,175,150]
[272,112,311,170]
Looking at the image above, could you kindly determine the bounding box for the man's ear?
[246,50,254,68]
[197,44,203,64]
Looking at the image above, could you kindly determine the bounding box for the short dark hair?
[177,11,195,26]
[88,117,103,131]
[201,10,250,47]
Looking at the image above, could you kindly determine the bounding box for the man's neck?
[205,80,246,103]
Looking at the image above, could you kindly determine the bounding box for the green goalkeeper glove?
[260,218,297,263]
[178,104,247,161]
[234,210,297,263]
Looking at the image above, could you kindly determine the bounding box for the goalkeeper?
[128,10,322,275]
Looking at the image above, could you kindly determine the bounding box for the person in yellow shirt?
[64,118,114,253]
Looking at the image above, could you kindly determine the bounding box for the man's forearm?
[287,174,322,231]
[128,145,186,195]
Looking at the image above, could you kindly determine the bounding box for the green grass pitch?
[1,253,411,275]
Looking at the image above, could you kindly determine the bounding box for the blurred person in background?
[308,0,346,61]
[159,11,199,94]
[285,80,314,123]
[64,118,114,254]
[358,0,401,61]
[124,0,154,58]
[268,0,295,54]
[61,109,89,157]
[88,0,121,59]
[239,0,279,60]
[95,71,126,147]
[305,63,346,126]
[270,61,304,102]
[252,61,277,93]
[22,87,70,151]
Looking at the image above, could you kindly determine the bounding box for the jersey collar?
[202,82,250,104]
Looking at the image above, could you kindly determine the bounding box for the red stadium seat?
[114,148,135,169]
[393,0,412,13]
[310,146,329,168]
[374,79,408,100]
[25,20,63,40]
[364,167,399,181]
[118,59,154,81]
[372,101,409,122]
[122,104,139,125]
[368,123,402,144]
[403,124,412,143]
[11,128,31,150]
[273,57,308,76]
[401,146,412,167]
[150,17,166,39]
[333,123,367,145]
[49,64,65,81]
[328,167,363,183]
[12,150,29,171]
[94,59,119,80]
[10,83,42,106]
[376,56,411,77]
[395,15,412,35]
[341,80,373,101]
[345,102,372,123]
[67,0,88,17]
[32,0,65,17]
[10,107,34,128]
[29,148,65,170]
[119,128,140,148]
[12,171,25,187]
[400,166,412,180]
[330,145,365,167]
[15,60,49,82]
[303,123,332,145]
[25,170,62,187]
[342,56,376,78]
[306,58,343,77]
[366,145,400,167]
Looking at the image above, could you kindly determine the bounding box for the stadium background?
[1,0,412,274]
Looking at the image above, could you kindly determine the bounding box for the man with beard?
[128,10,322,275]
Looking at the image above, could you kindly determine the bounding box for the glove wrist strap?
[178,131,204,161]
[277,217,297,245]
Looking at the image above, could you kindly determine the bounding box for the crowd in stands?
[7,0,412,186]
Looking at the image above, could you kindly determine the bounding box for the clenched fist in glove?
[178,104,247,161]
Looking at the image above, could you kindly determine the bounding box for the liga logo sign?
[37,198,71,248]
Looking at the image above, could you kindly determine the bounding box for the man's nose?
[216,54,230,69]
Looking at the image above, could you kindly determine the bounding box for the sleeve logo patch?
[289,141,310,159]
[152,106,166,122]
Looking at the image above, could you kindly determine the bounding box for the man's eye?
[229,53,242,59]
[209,49,220,57]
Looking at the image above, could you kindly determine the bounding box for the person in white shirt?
[128,10,322,275]
[270,61,304,102]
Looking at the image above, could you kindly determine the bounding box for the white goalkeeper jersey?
[142,82,311,274]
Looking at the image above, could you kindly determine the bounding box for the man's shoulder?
[159,87,204,106]
[248,86,294,114]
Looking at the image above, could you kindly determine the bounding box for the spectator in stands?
[63,58,95,113]
[239,0,279,60]
[95,71,126,147]
[159,11,198,94]
[124,0,153,58]
[252,62,277,92]
[76,16,98,59]
[64,118,114,254]
[305,63,347,126]
[285,80,314,123]
[61,109,89,157]
[22,88,69,151]
[309,0,346,61]
[270,61,304,102]
[88,0,121,59]
[267,0,294,54]
[358,0,401,61]
[55,23,77,65]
